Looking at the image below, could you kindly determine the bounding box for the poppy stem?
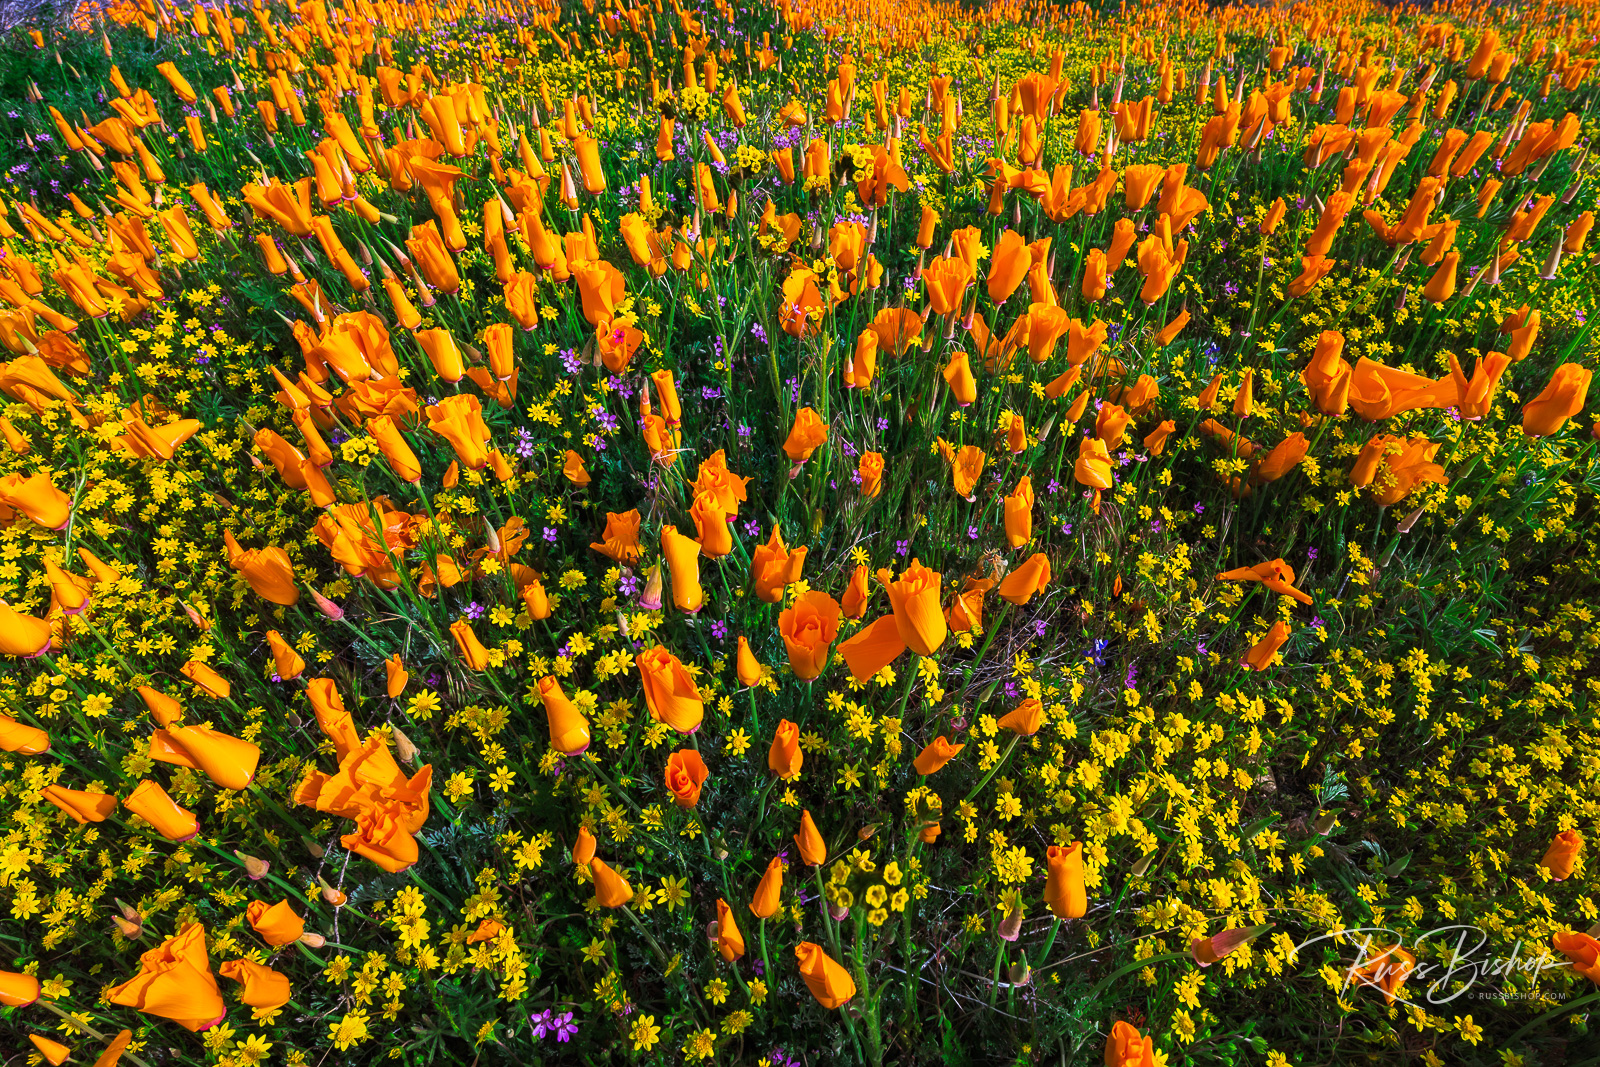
[620,904,670,967]
[961,733,1020,807]
[959,600,1014,704]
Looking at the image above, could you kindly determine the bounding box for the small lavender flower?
[531,1010,553,1039]
[895,539,910,557]
[710,620,729,641]
[544,527,558,543]
[552,1012,578,1042]
[465,602,485,620]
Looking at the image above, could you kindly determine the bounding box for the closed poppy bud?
[665,748,709,808]
[858,451,884,498]
[796,941,857,1008]
[795,810,827,865]
[1191,924,1274,966]
[29,1035,71,1065]
[1523,363,1591,437]
[218,959,292,1012]
[589,858,635,908]
[385,654,408,698]
[1261,197,1287,234]
[43,558,89,615]
[0,713,48,754]
[265,630,305,681]
[572,826,597,866]
[223,531,299,606]
[1541,829,1584,880]
[246,900,305,947]
[1044,842,1087,918]
[539,676,591,755]
[1158,310,1196,348]
[688,493,731,558]
[952,443,987,495]
[1004,476,1034,547]
[562,450,591,486]
[636,645,705,733]
[841,564,871,620]
[0,969,40,1007]
[415,328,463,383]
[1243,621,1291,670]
[0,600,52,658]
[124,779,199,841]
[998,552,1051,604]
[1255,433,1309,482]
[1233,367,1255,417]
[1422,250,1458,303]
[1144,420,1177,455]
[158,725,260,791]
[750,856,784,918]
[913,736,964,775]
[729,636,763,688]
[698,897,745,965]
[769,719,802,778]
[0,471,71,530]
[1550,931,1600,983]
[1081,248,1108,301]
[358,415,418,483]
[1565,212,1594,254]
[997,698,1044,735]
[182,659,234,700]
[660,525,704,613]
[779,591,842,680]
[450,619,491,670]
[988,229,1032,304]
[522,579,552,622]
[1507,310,1540,362]
[1105,1020,1155,1067]
[943,351,978,406]
[41,784,117,824]
[783,406,829,462]
[916,204,939,248]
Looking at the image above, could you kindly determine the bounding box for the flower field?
[0,0,1598,1062]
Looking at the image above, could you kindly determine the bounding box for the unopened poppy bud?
[1312,809,1340,835]
[235,851,270,880]
[183,602,207,629]
[298,931,327,948]
[318,877,347,907]
[1398,507,1425,534]
[998,906,1023,941]
[857,824,879,841]
[828,902,850,921]
[113,915,141,938]
[1130,852,1155,877]
[639,565,664,611]
[306,840,325,858]
[116,899,140,922]
[391,724,418,764]
[1007,962,1031,986]
[309,587,344,620]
